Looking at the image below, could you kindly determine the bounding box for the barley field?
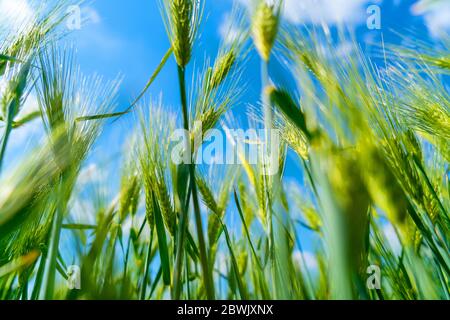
[0,0,449,301]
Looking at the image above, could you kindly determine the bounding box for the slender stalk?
[185,246,191,299]
[31,250,47,300]
[21,273,29,300]
[39,174,69,300]
[173,181,191,298]
[172,64,192,299]
[39,197,65,299]
[140,227,154,300]
[0,113,13,173]
[189,151,214,299]
[261,59,277,296]
[174,66,215,300]
[121,232,132,297]
[261,60,272,137]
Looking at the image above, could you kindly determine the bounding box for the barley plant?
[0,0,449,300]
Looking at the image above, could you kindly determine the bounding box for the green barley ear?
[161,0,203,67]
[208,50,237,90]
[138,103,177,236]
[251,0,282,61]
[206,6,246,91]
[118,163,142,222]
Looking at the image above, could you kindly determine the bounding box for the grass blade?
[153,192,171,286]
[76,47,173,121]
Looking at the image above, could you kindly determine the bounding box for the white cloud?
[235,0,380,26]
[77,163,103,186]
[284,0,373,25]
[70,198,97,224]
[82,6,101,25]
[293,250,319,271]
[412,1,450,39]
[0,1,101,33]
[0,0,35,32]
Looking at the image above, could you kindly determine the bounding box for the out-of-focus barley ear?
[268,87,311,159]
[161,0,204,68]
[267,86,312,141]
[328,150,371,274]
[251,0,282,61]
[237,180,255,227]
[364,146,409,226]
[238,251,248,275]
[279,122,309,160]
[303,207,322,232]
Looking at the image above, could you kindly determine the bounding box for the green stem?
[172,65,192,299]
[174,66,215,300]
[121,230,132,297]
[261,60,272,134]
[39,173,70,300]
[261,59,277,296]
[39,195,65,299]
[31,250,47,300]
[0,114,13,173]
[21,273,29,300]
[140,227,154,300]
[173,182,191,299]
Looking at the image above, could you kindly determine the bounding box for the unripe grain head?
[162,0,203,68]
[208,50,237,90]
[251,1,282,61]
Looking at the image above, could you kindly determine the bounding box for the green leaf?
[149,266,163,299]
[176,163,190,211]
[76,47,173,121]
[234,190,262,270]
[267,86,312,140]
[153,192,171,286]
[0,53,21,64]
[62,223,97,230]
[216,214,249,300]
[12,110,42,128]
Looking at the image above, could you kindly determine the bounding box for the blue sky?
[67,0,447,112]
[1,0,449,267]
[2,0,449,167]
[67,0,447,149]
